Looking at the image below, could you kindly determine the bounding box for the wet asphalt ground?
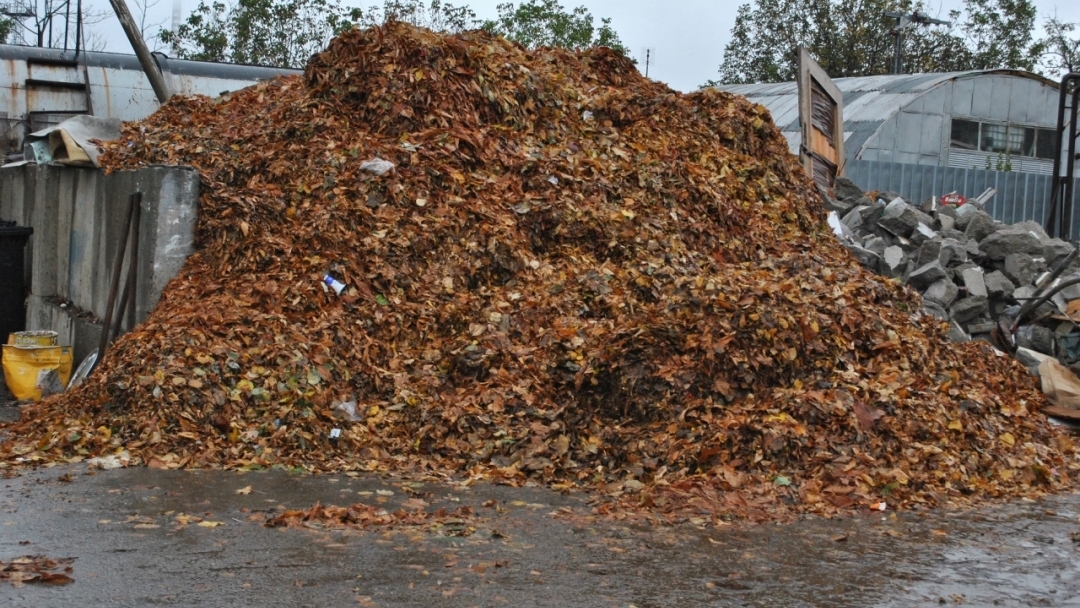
[0,461,1078,608]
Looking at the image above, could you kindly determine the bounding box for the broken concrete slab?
[1016,346,1052,369]
[863,236,887,256]
[910,223,938,246]
[1015,325,1055,355]
[940,228,967,242]
[916,239,943,267]
[984,270,1015,299]
[954,203,980,230]
[845,243,881,271]
[1044,238,1075,269]
[841,204,881,233]
[1059,272,1080,302]
[979,228,1045,260]
[878,197,933,238]
[1013,285,1038,302]
[947,321,970,343]
[883,245,906,274]
[963,210,998,243]
[1011,221,1051,243]
[950,295,989,323]
[1003,252,1044,287]
[940,239,968,267]
[833,177,864,202]
[922,301,949,320]
[962,267,988,298]
[967,321,997,334]
[908,260,948,290]
[924,278,960,307]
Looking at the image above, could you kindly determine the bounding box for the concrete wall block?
[25,294,101,366]
[69,168,102,314]
[26,294,73,346]
[4,163,199,349]
[98,171,138,326]
[29,164,61,297]
[140,166,199,322]
[54,167,80,300]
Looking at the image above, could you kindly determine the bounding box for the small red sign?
[941,193,966,206]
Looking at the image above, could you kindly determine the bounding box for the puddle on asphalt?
[1,467,1077,607]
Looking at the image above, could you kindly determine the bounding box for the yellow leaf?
[948,420,962,431]
[198,521,225,528]
[236,485,252,495]
[240,221,250,237]
[1000,433,1015,447]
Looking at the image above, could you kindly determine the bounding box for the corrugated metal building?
[718,70,1066,176]
[0,44,301,154]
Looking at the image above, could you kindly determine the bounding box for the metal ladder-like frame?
[23,51,93,133]
[1044,73,1080,241]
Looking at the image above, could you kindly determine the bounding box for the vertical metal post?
[75,0,82,55]
[1045,73,1080,240]
[112,194,141,342]
[107,0,171,104]
[98,193,137,359]
[1065,85,1080,239]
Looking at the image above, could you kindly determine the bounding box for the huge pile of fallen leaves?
[2,23,1075,522]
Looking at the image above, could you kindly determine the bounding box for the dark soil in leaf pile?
[2,23,1075,522]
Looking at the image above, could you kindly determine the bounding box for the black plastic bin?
[0,222,33,344]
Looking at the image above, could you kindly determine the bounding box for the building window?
[951,119,979,150]
[950,118,1058,161]
[1036,128,1058,160]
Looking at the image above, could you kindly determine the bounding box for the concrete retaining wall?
[0,163,199,365]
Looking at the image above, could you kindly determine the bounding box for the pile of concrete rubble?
[827,178,1080,374]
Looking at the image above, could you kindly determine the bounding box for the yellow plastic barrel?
[9,330,59,348]
[2,344,73,401]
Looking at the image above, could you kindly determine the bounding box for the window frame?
[948,117,1058,162]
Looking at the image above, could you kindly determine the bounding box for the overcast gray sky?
[80,0,1080,92]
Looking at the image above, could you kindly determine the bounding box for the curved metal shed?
[718,70,1062,175]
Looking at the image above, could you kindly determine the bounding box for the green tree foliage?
[161,0,630,68]
[158,0,360,67]
[0,18,15,44]
[1038,15,1080,76]
[480,0,629,56]
[713,0,1043,85]
[354,0,477,33]
[960,0,1040,71]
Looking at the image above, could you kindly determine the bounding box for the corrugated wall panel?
[845,160,1080,240]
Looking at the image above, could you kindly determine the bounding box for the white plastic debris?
[359,157,395,175]
[323,274,346,295]
[329,428,342,439]
[87,450,132,470]
[827,211,855,241]
[334,400,362,422]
